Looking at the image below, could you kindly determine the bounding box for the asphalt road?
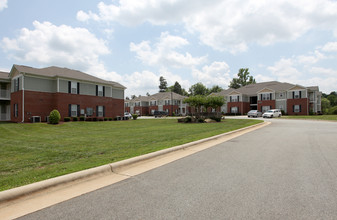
[19,119,337,220]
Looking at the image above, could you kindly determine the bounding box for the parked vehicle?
[247,110,262,118]
[124,112,132,119]
[262,109,282,118]
[154,110,168,118]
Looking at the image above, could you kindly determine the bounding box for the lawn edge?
[0,121,268,204]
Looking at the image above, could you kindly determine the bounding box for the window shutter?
[300,105,302,112]
[96,85,98,96]
[103,106,106,117]
[68,81,71,93]
[103,86,105,97]
[238,96,240,102]
[230,96,232,102]
[96,106,98,117]
[260,94,262,100]
[17,78,20,91]
[77,83,80,94]
[270,93,272,100]
[292,105,294,112]
[299,91,302,98]
[77,105,80,116]
[68,104,71,117]
[292,91,295,99]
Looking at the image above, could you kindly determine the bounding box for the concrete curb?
[0,121,269,204]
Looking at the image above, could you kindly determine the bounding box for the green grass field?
[281,115,337,121]
[0,119,262,191]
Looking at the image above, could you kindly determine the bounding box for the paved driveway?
[19,119,337,220]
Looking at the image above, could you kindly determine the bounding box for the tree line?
[321,92,337,114]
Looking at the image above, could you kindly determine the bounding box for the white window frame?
[294,105,300,113]
[98,85,103,97]
[230,96,238,102]
[261,93,271,100]
[71,104,77,117]
[231,107,238,113]
[71,82,77,94]
[261,106,270,112]
[97,106,103,117]
[294,91,300,99]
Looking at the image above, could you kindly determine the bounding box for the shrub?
[184,116,192,123]
[49,109,61,124]
[198,118,205,123]
[328,106,337,115]
[93,117,97,121]
[64,117,71,122]
[86,117,92,121]
[79,116,85,121]
[210,116,222,122]
[108,117,113,121]
[104,117,108,121]
[98,118,104,121]
[132,114,138,120]
[72,117,78,121]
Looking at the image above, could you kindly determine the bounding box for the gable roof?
[236,81,295,95]
[150,92,187,100]
[11,65,126,89]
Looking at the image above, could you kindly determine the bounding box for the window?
[294,105,301,113]
[69,81,79,94]
[150,100,157,106]
[97,106,103,117]
[86,108,93,116]
[71,82,77,94]
[231,107,238,113]
[293,91,301,99]
[230,96,239,102]
[96,85,105,97]
[14,78,20,92]
[165,100,170,105]
[261,106,271,112]
[125,103,129,107]
[71,104,78,117]
[14,104,18,117]
[261,93,272,100]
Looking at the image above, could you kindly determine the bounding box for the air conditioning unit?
[46,116,50,123]
[31,116,41,123]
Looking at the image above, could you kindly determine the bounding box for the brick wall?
[257,100,276,112]
[10,91,124,122]
[287,98,308,115]
[227,102,250,114]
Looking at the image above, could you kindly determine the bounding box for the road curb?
[0,121,269,204]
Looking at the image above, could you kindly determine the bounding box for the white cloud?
[192,61,231,88]
[321,41,337,52]
[0,0,7,11]
[130,32,207,68]
[267,58,303,82]
[78,0,337,53]
[1,21,111,79]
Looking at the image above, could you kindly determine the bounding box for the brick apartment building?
[125,92,188,116]
[0,65,125,122]
[212,81,322,115]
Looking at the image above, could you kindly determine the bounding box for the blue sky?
[1,0,337,97]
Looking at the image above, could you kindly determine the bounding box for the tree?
[131,95,136,99]
[209,85,223,94]
[183,95,206,114]
[321,98,331,114]
[172,81,183,95]
[189,82,209,96]
[159,76,168,92]
[327,93,337,106]
[146,92,150,96]
[229,68,256,89]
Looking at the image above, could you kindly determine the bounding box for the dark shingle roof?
[13,65,126,89]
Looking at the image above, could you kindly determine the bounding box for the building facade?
[125,92,189,116]
[1,65,126,122]
[212,81,322,115]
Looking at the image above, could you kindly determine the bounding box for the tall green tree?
[327,93,337,106]
[321,98,331,114]
[189,82,209,96]
[229,68,256,89]
[209,85,223,94]
[172,81,183,95]
[159,76,168,92]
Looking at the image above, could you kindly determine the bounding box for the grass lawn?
[0,119,262,191]
[281,115,337,121]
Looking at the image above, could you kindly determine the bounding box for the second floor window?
[69,81,79,94]
[96,85,105,97]
[261,93,272,100]
[293,91,301,99]
[230,96,239,102]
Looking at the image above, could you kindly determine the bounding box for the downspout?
[21,74,25,123]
